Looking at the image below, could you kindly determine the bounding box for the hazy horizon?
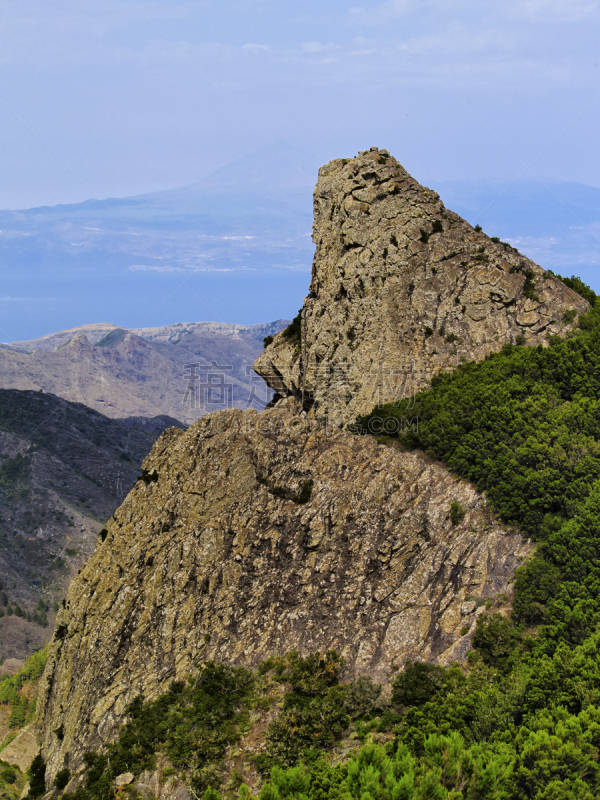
[1,1,599,342]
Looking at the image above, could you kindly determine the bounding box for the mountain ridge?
[33,147,584,786]
[0,320,288,423]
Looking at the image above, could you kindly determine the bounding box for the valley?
[0,388,182,660]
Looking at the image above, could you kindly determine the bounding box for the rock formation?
[254,147,587,425]
[36,402,528,779]
[35,147,584,782]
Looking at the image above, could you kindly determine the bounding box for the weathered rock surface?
[36,402,529,780]
[0,723,39,772]
[254,147,588,425]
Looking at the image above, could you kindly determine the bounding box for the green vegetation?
[449,502,465,526]
[57,663,255,800]
[281,310,302,347]
[263,335,274,348]
[351,280,600,541]
[336,275,600,797]
[556,274,598,306]
[522,269,540,302]
[258,652,349,770]
[0,648,47,730]
[29,276,600,799]
[0,455,30,502]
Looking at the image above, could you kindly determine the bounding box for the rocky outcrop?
[254,147,588,425]
[36,402,529,780]
[36,146,586,783]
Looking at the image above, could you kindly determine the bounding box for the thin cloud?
[128,264,257,272]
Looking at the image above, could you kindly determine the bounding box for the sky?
[0,0,599,340]
[1,0,599,209]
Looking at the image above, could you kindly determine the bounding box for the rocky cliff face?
[254,147,587,425]
[36,402,528,780]
[35,147,583,784]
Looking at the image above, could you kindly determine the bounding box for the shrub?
[419,229,430,243]
[431,219,443,234]
[472,613,520,671]
[263,336,274,348]
[343,675,382,717]
[559,274,598,306]
[450,502,465,526]
[424,327,434,338]
[281,311,302,346]
[27,753,46,799]
[54,769,71,790]
[264,651,348,767]
[391,661,447,708]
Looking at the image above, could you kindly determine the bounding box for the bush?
[27,753,45,799]
[559,274,598,306]
[281,311,302,346]
[54,768,71,790]
[343,675,382,717]
[263,336,274,348]
[391,661,447,708]
[472,613,520,671]
[264,652,349,767]
[450,501,465,526]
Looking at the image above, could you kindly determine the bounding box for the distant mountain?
[0,319,288,422]
[0,142,315,341]
[0,388,181,660]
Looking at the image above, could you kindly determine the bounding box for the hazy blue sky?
[1,0,599,209]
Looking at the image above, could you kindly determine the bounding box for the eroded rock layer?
[254,147,587,424]
[36,403,528,779]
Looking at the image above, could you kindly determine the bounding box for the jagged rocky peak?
[35,402,528,781]
[254,146,588,426]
